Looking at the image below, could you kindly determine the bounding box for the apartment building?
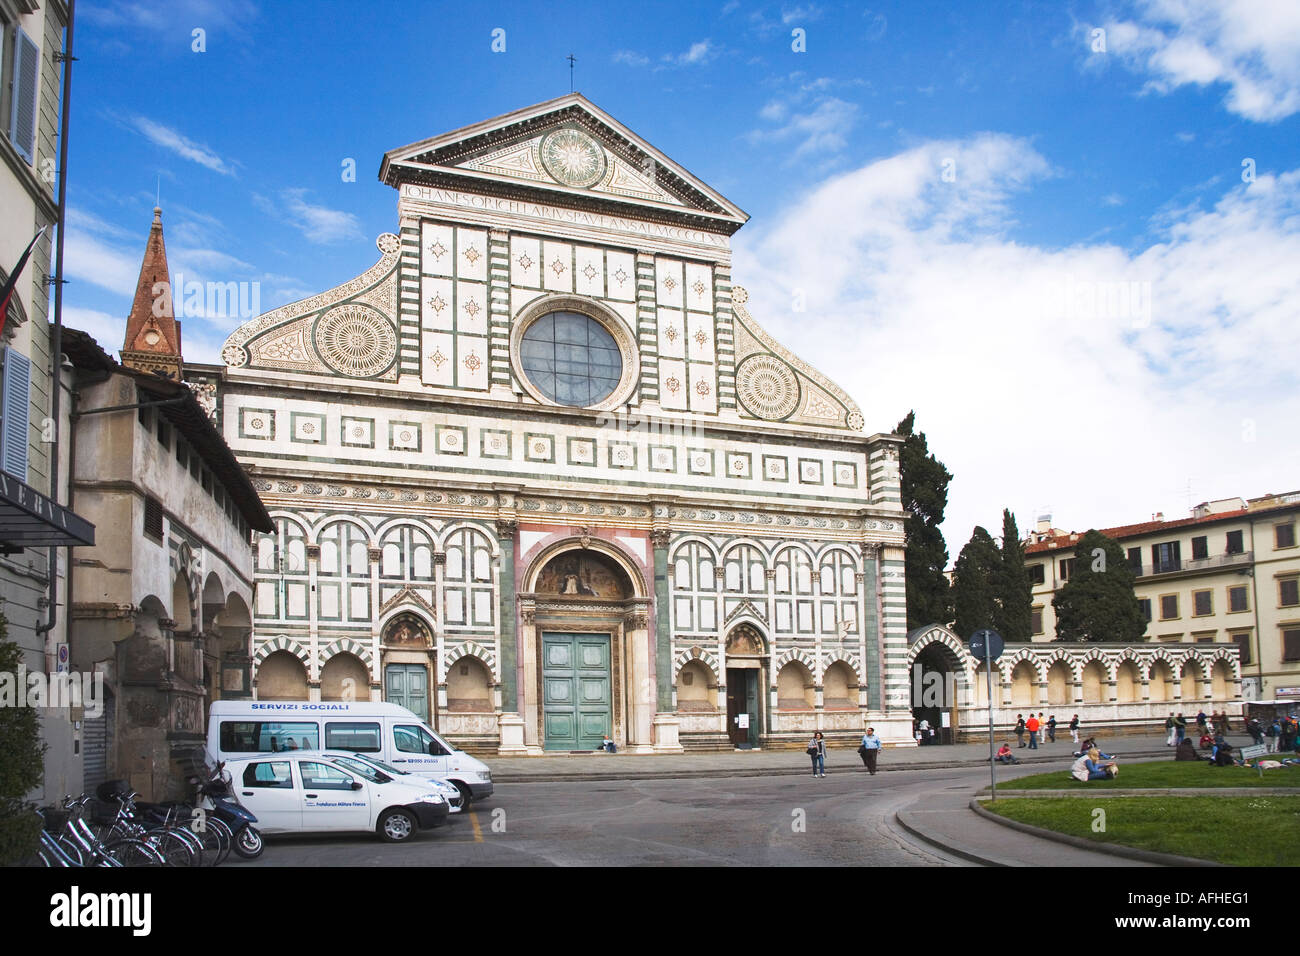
[1025,492,1300,701]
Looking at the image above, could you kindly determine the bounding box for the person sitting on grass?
[995,743,1020,765]
[1071,748,1117,782]
[1174,738,1199,761]
[1209,741,1241,767]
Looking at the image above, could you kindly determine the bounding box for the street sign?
[968,628,1004,662]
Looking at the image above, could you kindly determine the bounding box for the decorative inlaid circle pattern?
[314,304,397,377]
[736,354,800,420]
[375,232,400,254]
[846,410,865,431]
[539,128,607,188]
[221,344,248,367]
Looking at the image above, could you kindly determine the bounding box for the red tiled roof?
[1024,501,1297,554]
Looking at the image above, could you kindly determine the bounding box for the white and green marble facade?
[213,94,915,752]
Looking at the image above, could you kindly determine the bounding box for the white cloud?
[733,135,1300,552]
[662,40,716,67]
[261,189,363,245]
[1099,0,1300,121]
[131,117,237,175]
[748,96,859,161]
[63,229,139,297]
[612,50,650,67]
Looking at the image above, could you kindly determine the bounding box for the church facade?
[205,95,914,753]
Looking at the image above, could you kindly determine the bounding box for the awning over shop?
[0,470,94,550]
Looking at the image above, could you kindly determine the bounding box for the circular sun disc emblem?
[539,128,607,188]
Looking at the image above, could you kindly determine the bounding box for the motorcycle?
[193,762,264,860]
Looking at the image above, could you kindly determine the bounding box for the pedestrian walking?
[1266,719,1280,753]
[1165,712,1177,747]
[808,731,827,777]
[1047,714,1057,743]
[860,727,882,775]
[1069,714,1080,745]
[1026,713,1040,750]
[1174,712,1187,744]
[1196,710,1208,733]
[1015,714,1026,748]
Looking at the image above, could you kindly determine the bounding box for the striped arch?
[904,625,971,671]
[1078,646,1116,683]
[1005,648,1045,683]
[674,646,721,680]
[1204,646,1243,680]
[1043,648,1081,684]
[771,540,818,564]
[255,635,311,667]
[373,514,442,542]
[720,537,777,563]
[1177,652,1207,678]
[1145,649,1177,681]
[820,652,862,685]
[318,638,374,669]
[444,641,499,679]
[774,646,818,676]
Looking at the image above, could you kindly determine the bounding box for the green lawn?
[984,796,1300,866]
[996,758,1300,790]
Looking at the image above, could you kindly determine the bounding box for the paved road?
[241,765,1028,866]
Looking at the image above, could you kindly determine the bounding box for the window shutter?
[1,346,31,481]
[8,27,39,164]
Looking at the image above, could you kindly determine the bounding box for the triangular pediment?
[380,94,748,234]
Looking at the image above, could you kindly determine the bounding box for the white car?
[226,753,449,842]
[316,751,465,813]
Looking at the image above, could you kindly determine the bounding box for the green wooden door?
[385,663,429,722]
[543,633,611,751]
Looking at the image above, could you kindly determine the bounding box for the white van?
[206,701,493,807]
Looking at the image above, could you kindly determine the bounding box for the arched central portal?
[522,545,650,752]
[725,624,767,749]
[907,629,969,745]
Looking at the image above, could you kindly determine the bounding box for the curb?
[970,796,1223,867]
[981,787,1300,797]
[893,809,1014,867]
[491,748,1172,784]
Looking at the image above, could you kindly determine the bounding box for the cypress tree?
[996,508,1033,642]
[953,526,1000,639]
[895,411,953,630]
[1052,529,1147,642]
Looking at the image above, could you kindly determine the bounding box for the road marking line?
[469,809,483,842]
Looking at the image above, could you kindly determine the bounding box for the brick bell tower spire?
[121,206,183,380]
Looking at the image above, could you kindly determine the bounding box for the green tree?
[1052,529,1147,642]
[953,526,1000,638]
[895,411,953,630]
[995,508,1033,642]
[0,613,44,864]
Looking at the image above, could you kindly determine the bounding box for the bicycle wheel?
[143,829,197,867]
[102,838,164,867]
[204,816,233,866]
[54,834,85,866]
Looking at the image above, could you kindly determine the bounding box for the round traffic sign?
[968,628,1005,662]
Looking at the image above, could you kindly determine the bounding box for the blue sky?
[64,1,1300,549]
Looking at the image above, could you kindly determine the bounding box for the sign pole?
[987,656,996,801]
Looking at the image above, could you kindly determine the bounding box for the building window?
[1027,563,1045,585]
[176,439,188,468]
[1226,530,1244,554]
[1151,541,1181,574]
[1192,590,1212,616]
[1191,536,1208,560]
[1283,629,1300,663]
[5,26,38,164]
[1138,598,1152,622]
[1059,558,1075,581]
[1031,607,1043,635]
[1228,585,1249,613]
[1280,578,1299,608]
[143,495,163,540]
[1231,632,1252,666]
[519,311,622,407]
[157,418,170,451]
[138,404,152,429]
[1277,523,1296,549]
[1160,594,1179,620]
[1194,633,1215,644]
[1127,547,1142,574]
[0,346,32,482]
